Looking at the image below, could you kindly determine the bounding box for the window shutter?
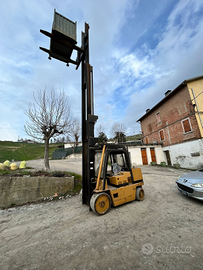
[160,130,164,141]
[183,119,191,133]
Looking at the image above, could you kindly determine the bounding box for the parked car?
[176,169,203,201]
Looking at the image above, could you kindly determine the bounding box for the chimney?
[165,90,172,97]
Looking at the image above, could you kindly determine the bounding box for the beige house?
[187,76,203,137]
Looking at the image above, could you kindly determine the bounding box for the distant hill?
[108,134,141,142]
[126,134,142,141]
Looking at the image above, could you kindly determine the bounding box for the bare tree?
[24,89,72,171]
[71,118,81,147]
[111,122,126,143]
[67,118,81,152]
[96,124,104,137]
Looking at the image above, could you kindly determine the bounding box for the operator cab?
[94,145,133,187]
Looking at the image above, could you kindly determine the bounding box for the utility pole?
[40,10,98,206]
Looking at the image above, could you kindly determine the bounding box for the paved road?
[1,162,203,270]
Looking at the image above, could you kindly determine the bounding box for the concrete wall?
[66,153,82,159]
[128,145,166,166]
[0,175,74,209]
[163,139,203,169]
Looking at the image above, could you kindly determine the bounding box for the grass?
[0,168,32,176]
[0,141,63,163]
[68,172,82,192]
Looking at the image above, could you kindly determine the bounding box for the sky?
[0,0,203,141]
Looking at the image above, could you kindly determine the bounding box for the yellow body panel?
[109,184,137,207]
[132,168,143,181]
[108,171,131,185]
[107,168,143,186]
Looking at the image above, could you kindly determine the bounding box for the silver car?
[176,169,203,201]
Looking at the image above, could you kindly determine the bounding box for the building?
[137,75,203,169]
[128,144,166,167]
[64,142,82,148]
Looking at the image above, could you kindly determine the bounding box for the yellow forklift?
[40,10,144,215]
[90,144,144,215]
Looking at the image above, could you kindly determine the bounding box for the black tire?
[136,187,145,201]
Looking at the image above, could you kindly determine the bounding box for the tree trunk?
[44,137,50,171]
[75,136,79,147]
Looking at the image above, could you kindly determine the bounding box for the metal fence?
[52,146,82,159]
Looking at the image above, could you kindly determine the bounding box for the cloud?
[0,0,202,142]
[112,0,203,137]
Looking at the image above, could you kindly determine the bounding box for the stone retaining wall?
[0,175,74,208]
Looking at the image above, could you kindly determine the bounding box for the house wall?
[141,85,201,146]
[128,145,166,166]
[64,142,82,148]
[163,139,203,169]
[187,78,203,137]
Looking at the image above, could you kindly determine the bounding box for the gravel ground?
[1,161,203,270]
[25,158,82,175]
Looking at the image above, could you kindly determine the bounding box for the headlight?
[191,183,203,188]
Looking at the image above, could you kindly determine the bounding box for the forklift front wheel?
[90,192,111,215]
[136,187,145,201]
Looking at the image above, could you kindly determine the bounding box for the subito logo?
[142,243,154,255]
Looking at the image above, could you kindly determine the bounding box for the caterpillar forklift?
[89,143,144,215]
[40,10,144,215]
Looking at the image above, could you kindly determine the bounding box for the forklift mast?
[81,24,98,205]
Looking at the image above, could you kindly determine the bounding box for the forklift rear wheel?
[90,192,111,215]
[136,187,145,201]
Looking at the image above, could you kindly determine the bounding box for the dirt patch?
[0,165,203,270]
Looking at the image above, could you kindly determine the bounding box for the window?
[156,112,161,123]
[182,118,192,133]
[159,130,164,141]
[146,137,149,144]
[148,123,152,133]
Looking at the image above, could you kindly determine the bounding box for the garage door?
[141,148,148,165]
[150,148,156,163]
